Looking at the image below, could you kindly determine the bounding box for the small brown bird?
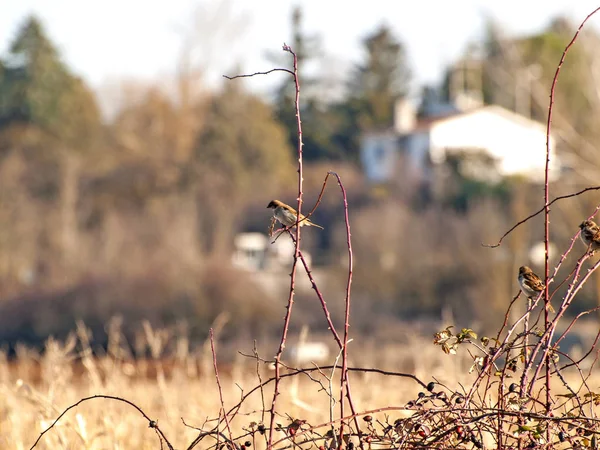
[267,199,323,229]
[579,220,600,252]
[518,266,554,312]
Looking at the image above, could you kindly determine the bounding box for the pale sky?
[2,0,600,102]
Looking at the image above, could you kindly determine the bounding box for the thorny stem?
[519,297,532,394]
[290,232,343,348]
[288,171,363,447]
[542,8,600,414]
[528,258,600,397]
[268,44,303,450]
[224,50,365,450]
[521,252,589,390]
[465,290,545,405]
[329,171,361,448]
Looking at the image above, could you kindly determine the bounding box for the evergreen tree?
[335,24,411,160]
[0,15,100,150]
[271,6,343,161]
[349,24,411,129]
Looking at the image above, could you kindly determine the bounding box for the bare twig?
[29,395,174,450]
[253,341,268,434]
[224,67,294,79]
[483,186,600,248]
[288,230,343,348]
[210,328,234,445]
[226,365,427,420]
[327,171,362,448]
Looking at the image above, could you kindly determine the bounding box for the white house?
[360,101,560,185]
[232,232,318,298]
[232,232,312,272]
[232,233,269,271]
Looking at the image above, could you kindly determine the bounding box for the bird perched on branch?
[518,266,554,312]
[267,199,323,229]
[579,220,600,253]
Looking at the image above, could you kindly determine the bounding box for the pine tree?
[349,24,411,129]
[335,24,411,160]
[270,6,344,161]
[0,15,100,150]
[0,16,103,272]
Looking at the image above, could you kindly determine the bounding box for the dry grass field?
[4,5,600,449]
[2,318,599,450]
[0,319,479,450]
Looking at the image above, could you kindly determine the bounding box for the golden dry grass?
[0,319,482,450]
[2,320,598,450]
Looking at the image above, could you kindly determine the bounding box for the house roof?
[410,104,549,135]
[411,112,461,132]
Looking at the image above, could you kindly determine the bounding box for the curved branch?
[483,185,600,248]
[29,394,174,450]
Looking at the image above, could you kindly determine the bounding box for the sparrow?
[518,266,554,312]
[579,220,600,252]
[267,199,323,229]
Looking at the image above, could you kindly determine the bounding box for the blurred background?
[1,0,600,357]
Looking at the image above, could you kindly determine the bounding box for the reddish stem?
[542,6,600,413]
[289,232,343,348]
[329,171,357,447]
[268,45,303,450]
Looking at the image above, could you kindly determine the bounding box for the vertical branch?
[543,50,552,419]
[542,6,600,414]
[210,328,233,445]
[289,232,343,347]
[522,215,598,386]
[268,44,303,450]
[519,297,532,393]
[60,152,80,275]
[527,253,598,397]
[328,171,362,448]
[542,26,554,418]
[288,170,364,445]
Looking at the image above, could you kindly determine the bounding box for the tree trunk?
[61,152,80,276]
